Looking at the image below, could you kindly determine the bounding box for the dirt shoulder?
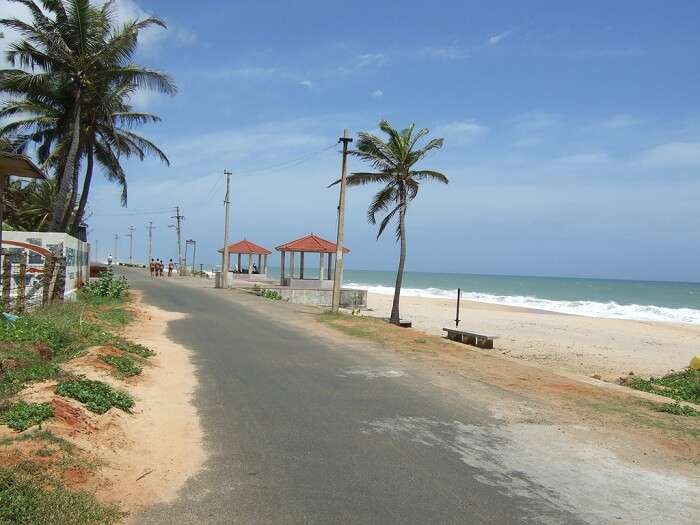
[0,290,205,523]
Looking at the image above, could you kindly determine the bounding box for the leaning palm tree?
[333,120,447,324]
[0,0,175,231]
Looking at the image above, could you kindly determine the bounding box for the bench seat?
[443,328,495,349]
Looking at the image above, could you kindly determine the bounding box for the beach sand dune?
[364,292,700,379]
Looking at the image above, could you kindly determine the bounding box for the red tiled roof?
[218,239,271,255]
[275,234,349,254]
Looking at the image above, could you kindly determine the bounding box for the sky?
[3,0,700,281]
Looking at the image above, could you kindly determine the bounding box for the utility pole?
[186,239,197,274]
[331,129,352,312]
[218,170,232,289]
[126,226,135,264]
[171,206,184,275]
[146,222,155,266]
[113,234,119,264]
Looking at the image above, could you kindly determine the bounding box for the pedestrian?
[149,258,155,277]
[158,259,164,277]
[168,259,174,277]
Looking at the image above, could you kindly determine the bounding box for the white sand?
[364,292,700,378]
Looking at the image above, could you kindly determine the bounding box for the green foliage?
[654,402,700,417]
[628,370,700,404]
[100,355,141,377]
[55,380,133,415]
[96,308,133,326]
[253,287,283,300]
[110,339,154,358]
[81,270,129,300]
[0,469,122,525]
[1,403,54,431]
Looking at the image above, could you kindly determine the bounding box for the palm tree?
[333,120,447,324]
[0,0,175,231]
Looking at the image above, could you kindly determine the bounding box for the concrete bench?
[443,328,496,349]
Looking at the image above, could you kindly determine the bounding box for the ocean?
[203,264,700,325]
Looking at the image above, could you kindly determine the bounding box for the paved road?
[131,270,583,524]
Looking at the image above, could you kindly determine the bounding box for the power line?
[242,143,337,175]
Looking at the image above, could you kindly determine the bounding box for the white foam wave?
[345,283,700,325]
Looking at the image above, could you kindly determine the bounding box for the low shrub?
[81,269,129,300]
[1,402,54,431]
[654,401,700,417]
[110,339,154,358]
[628,370,700,404]
[100,355,141,377]
[254,287,282,300]
[55,380,133,414]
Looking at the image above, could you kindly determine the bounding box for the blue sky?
[3,0,700,281]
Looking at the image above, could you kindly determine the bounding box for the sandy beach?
[363,292,700,379]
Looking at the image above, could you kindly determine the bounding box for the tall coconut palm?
[332,120,447,324]
[0,0,175,231]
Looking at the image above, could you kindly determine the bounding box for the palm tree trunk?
[49,90,81,231]
[70,143,93,235]
[60,158,80,232]
[390,202,406,324]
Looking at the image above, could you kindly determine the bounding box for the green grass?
[0,469,122,525]
[110,338,154,358]
[627,370,700,404]
[99,355,141,377]
[1,402,54,431]
[55,380,133,415]
[95,308,133,326]
[654,401,700,417]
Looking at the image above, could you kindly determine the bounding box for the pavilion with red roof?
[275,233,349,288]
[218,239,271,280]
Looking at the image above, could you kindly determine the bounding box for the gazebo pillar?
[280,251,285,284]
[257,254,262,272]
[319,253,324,281]
[237,253,242,272]
[248,254,252,275]
[327,252,333,280]
[290,251,295,279]
[300,252,305,279]
[263,254,268,274]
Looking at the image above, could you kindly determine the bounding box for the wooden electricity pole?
[331,129,352,312]
[113,234,119,263]
[219,170,232,289]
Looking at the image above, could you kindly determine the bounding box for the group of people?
[150,258,175,277]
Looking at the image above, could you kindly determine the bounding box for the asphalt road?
[131,270,583,524]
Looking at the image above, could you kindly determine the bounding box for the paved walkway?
[130,270,586,524]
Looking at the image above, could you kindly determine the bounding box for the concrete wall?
[277,288,367,309]
[282,278,333,290]
[3,231,89,298]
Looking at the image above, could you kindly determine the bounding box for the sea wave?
[344,283,700,325]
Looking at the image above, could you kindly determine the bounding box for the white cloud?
[300,80,314,88]
[555,152,610,164]
[599,115,641,129]
[487,30,512,46]
[509,111,560,133]
[421,46,469,60]
[339,53,386,74]
[435,120,488,138]
[371,89,383,98]
[637,142,700,168]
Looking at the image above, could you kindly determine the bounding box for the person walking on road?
[149,258,155,277]
[168,259,174,277]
